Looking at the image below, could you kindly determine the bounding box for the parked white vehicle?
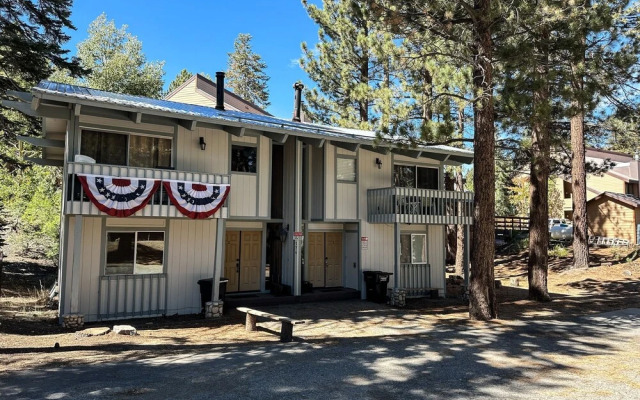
[548,218,567,228]
[550,223,573,241]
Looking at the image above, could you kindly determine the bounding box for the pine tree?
[50,13,165,98]
[166,69,193,95]
[300,0,409,131]
[226,33,270,109]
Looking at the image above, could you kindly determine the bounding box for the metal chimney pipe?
[292,82,304,122]
[215,72,225,111]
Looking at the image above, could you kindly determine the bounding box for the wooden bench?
[236,307,306,342]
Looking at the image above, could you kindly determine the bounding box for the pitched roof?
[164,73,271,116]
[31,80,474,164]
[588,191,640,208]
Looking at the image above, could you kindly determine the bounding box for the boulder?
[76,327,111,337]
[113,325,138,336]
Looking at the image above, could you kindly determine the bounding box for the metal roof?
[32,81,474,161]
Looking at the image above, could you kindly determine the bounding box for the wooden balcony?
[367,187,474,225]
[65,162,230,218]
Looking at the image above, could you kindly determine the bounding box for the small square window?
[231,145,257,173]
[337,157,356,182]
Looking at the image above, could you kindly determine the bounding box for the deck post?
[70,215,83,314]
[280,322,294,342]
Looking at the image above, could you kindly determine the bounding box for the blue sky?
[64,1,321,118]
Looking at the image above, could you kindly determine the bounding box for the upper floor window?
[231,145,257,173]
[80,130,172,168]
[394,165,438,189]
[337,157,356,182]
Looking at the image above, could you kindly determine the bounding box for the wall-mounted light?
[199,137,207,151]
[279,224,290,242]
[375,158,382,169]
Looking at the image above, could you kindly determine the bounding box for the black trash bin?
[197,277,229,313]
[363,271,393,303]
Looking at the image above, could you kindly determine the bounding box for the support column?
[293,138,303,296]
[70,215,83,313]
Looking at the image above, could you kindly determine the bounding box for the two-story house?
[8,76,474,326]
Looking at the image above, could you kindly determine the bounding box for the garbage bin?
[197,277,229,313]
[363,271,393,303]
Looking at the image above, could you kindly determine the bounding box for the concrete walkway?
[1,308,639,399]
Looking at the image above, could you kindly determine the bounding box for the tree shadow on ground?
[1,303,638,400]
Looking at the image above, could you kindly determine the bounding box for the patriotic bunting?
[77,174,161,217]
[162,180,230,219]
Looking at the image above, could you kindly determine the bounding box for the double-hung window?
[105,231,165,275]
[337,156,357,182]
[400,234,427,265]
[80,130,172,168]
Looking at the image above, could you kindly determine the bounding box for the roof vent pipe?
[215,72,225,111]
[292,82,304,122]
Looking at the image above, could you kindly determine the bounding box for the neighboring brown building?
[586,192,640,244]
[164,73,271,116]
[555,147,640,220]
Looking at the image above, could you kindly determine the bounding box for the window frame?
[400,233,428,265]
[336,155,357,183]
[79,128,174,169]
[393,164,440,190]
[104,229,167,276]
[230,143,258,174]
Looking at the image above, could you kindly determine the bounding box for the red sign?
[293,231,304,237]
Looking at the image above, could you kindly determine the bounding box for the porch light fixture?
[375,158,382,169]
[279,224,289,242]
[199,137,207,151]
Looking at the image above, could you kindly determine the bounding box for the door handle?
[353,262,357,269]
[236,259,240,274]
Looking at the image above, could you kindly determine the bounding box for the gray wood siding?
[310,145,324,220]
[62,216,102,320]
[325,143,336,219]
[166,218,218,315]
[336,183,357,219]
[280,139,297,287]
[428,224,446,294]
[258,135,270,218]
[176,125,228,174]
[357,149,395,275]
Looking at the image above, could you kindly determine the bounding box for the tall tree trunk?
[454,108,465,277]
[455,167,465,277]
[528,26,552,302]
[469,0,497,320]
[571,5,589,269]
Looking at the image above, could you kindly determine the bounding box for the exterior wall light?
[199,137,206,151]
[375,158,382,169]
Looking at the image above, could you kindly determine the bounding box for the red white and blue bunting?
[162,180,230,219]
[77,174,161,218]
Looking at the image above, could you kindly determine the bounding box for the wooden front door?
[224,231,241,292]
[307,232,325,288]
[305,232,343,288]
[239,231,261,291]
[225,230,262,292]
[325,232,343,287]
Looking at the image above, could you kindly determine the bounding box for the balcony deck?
[65,162,230,218]
[367,187,473,225]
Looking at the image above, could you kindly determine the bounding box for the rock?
[76,327,111,337]
[623,270,632,277]
[113,325,138,335]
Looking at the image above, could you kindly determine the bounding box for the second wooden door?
[306,232,343,288]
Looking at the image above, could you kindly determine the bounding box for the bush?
[549,245,569,258]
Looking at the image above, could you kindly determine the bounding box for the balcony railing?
[367,187,473,225]
[65,162,230,218]
[399,263,432,297]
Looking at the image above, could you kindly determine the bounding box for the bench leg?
[280,322,293,342]
[245,313,257,332]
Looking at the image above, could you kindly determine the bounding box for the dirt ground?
[1,247,639,373]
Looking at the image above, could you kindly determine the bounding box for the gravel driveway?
[2,307,639,400]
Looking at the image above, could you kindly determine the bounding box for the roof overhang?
[29,85,474,165]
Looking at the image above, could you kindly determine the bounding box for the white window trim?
[104,230,166,276]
